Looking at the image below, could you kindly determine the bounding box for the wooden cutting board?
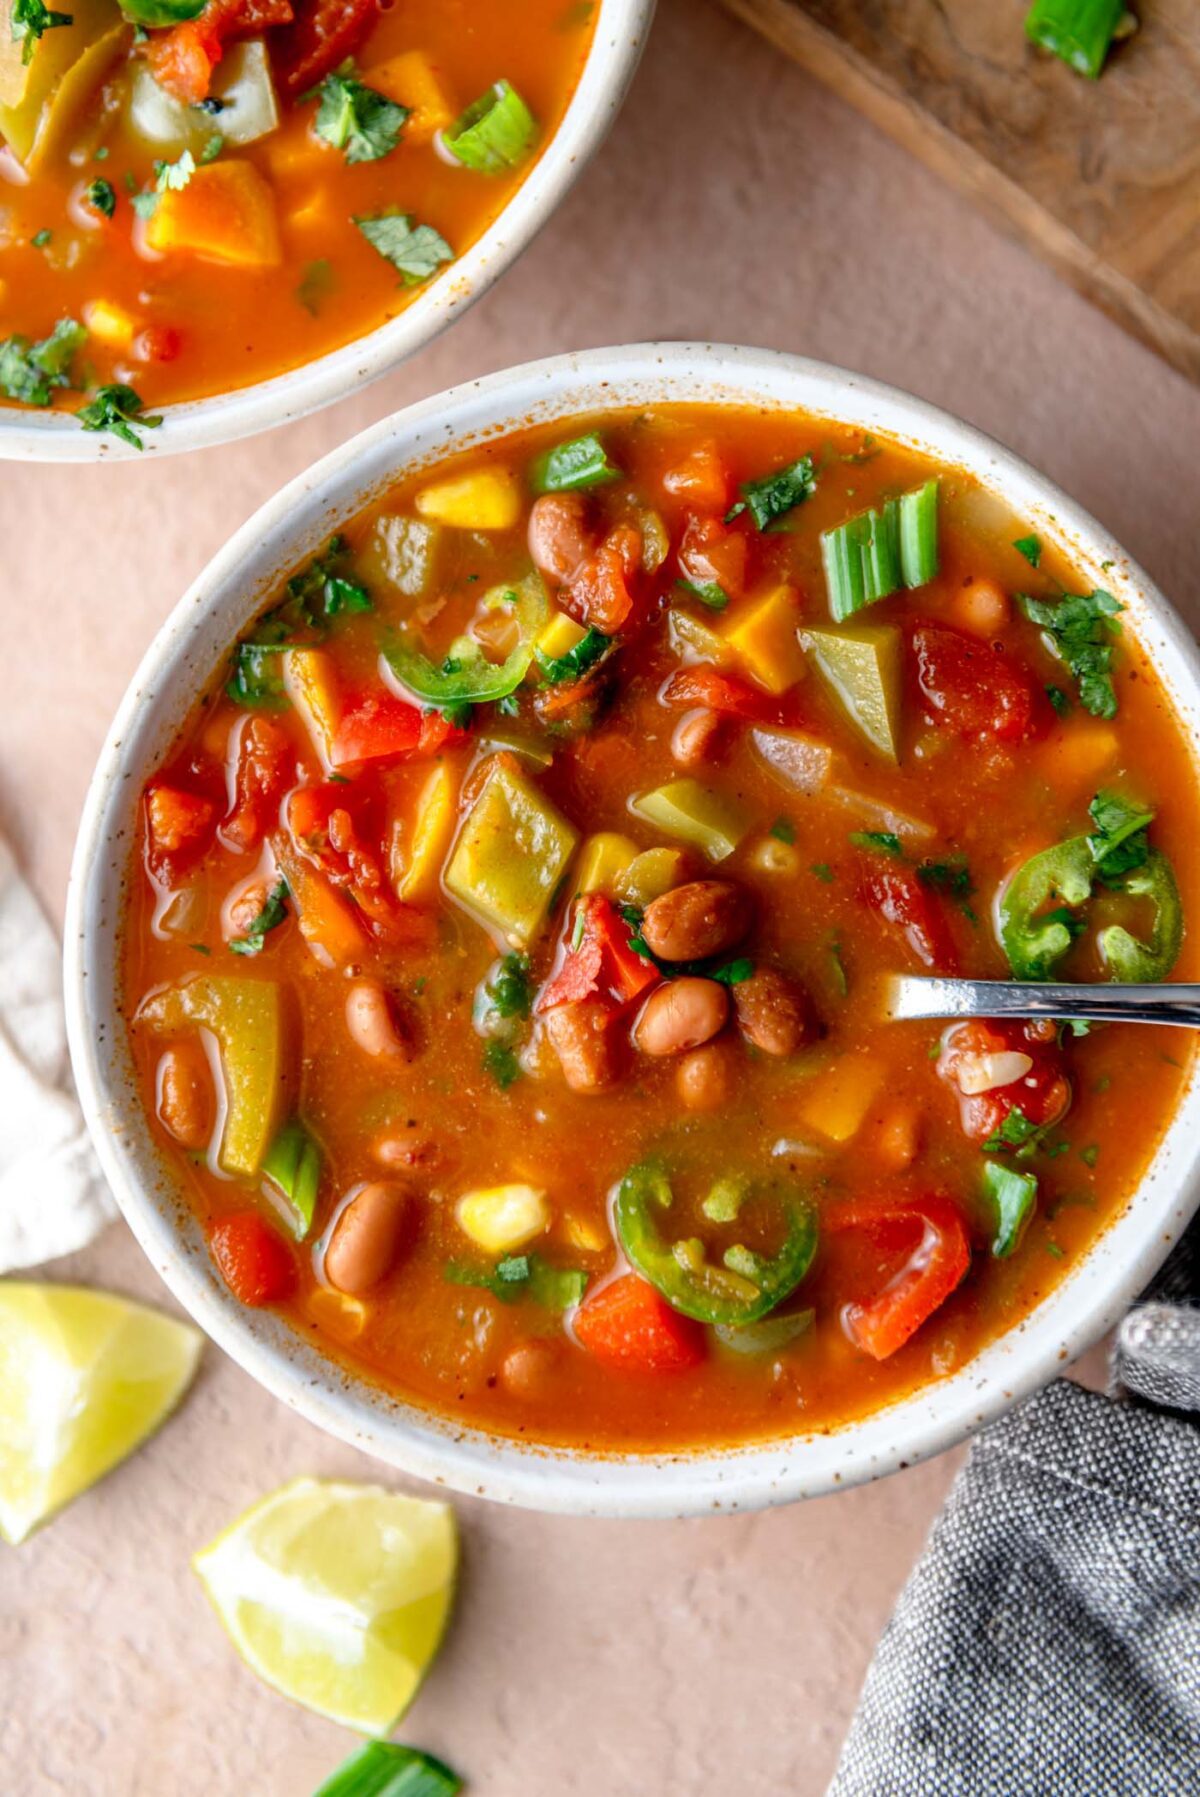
[718,0,1200,384]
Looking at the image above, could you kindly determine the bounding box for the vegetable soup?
[123,405,1198,1452]
[0,0,594,440]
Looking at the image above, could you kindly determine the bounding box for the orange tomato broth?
[122,404,1199,1453]
[0,0,594,418]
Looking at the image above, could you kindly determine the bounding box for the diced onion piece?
[128,39,279,154]
[954,1051,1034,1096]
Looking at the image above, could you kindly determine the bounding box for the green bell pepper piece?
[137,975,286,1177]
[999,835,1183,983]
[383,573,548,709]
[614,1162,817,1327]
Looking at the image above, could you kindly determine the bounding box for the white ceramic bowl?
[1,0,653,463]
[65,342,1200,1517]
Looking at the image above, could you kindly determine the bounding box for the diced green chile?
[384,574,548,707]
[999,834,1183,983]
[614,1163,817,1327]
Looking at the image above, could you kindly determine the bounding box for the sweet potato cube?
[145,162,282,268]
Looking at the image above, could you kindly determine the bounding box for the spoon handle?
[886,977,1200,1029]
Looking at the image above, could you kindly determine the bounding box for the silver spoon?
[885,976,1200,1030]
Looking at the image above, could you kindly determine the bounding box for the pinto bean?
[676,1041,736,1112]
[156,1043,213,1150]
[544,1001,619,1093]
[345,979,411,1059]
[373,1129,439,1171]
[634,978,728,1057]
[324,1181,412,1295]
[671,708,727,770]
[527,493,592,585]
[732,968,820,1057]
[641,880,750,963]
[500,1339,562,1400]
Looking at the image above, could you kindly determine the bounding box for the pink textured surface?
[2,1,1197,1791]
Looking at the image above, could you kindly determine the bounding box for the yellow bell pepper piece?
[282,647,341,769]
[396,763,459,902]
[414,468,521,532]
[145,162,282,268]
[615,847,692,906]
[457,1185,549,1255]
[576,832,638,897]
[535,611,589,660]
[365,49,455,144]
[722,585,806,695]
[793,1055,884,1145]
[445,762,577,947]
[138,976,286,1177]
[803,624,902,763]
[0,0,117,160]
[630,779,749,863]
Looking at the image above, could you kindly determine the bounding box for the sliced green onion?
[311,1741,463,1797]
[531,430,621,493]
[982,1159,1038,1258]
[443,78,538,172]
[262,1118,322,1237]
[1024,0,1128,78]
[820,479,939,620]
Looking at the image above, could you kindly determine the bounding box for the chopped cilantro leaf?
[30,228,51,249]
[85,177,116,218]
[482,1040,521,1089]
[1087,790,1153,879]
[1019,589,1124,718]
[354,210,454,285]
[1013,534,1042,567]
[296,258,334,316]
[1046,684,1070,716]
[1080,1143,1100,1168]
[850,830,903,857]
[229,880,289,956]
[726,455,816,530]
[535,626,610,685]
[0,317,86,406]
[199,133,224,163]
[490,953,532,1020]
[11,0,72,62]
[982,1106,1042,1153]
[917,858,973,900]
[311,70,408,163]
[810,862,834,883]
[288,535,372,618]
[76,383,162,450]
[769,817,796,844]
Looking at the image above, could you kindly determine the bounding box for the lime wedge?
[193,1477,458,1734]
[0,1283,203,1545]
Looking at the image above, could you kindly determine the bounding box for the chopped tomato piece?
[676,513,746,596]
[910,623,1049,745]
[147,0,293,102]
[286,784,433,948]
[272,0,381,97]
[574,1274,705,1372]
[937,1019,1072,1145]
[662,443,730,512]
[222,715,294,852]
[826,1193,971,1360]
[661,666,774,722]
[210,1212,296,1307]
[565,524,642,634]
[858,862,959,972]
[330,691,461,770]
[537,895,659,1013]
[145,782,216,879]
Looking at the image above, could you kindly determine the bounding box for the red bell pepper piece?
[910,623,1049,745]
[272,0,381,96]
[858,862,959,973]
[660,666,772,721]
[936,1019,1072,1146]
[144,782,217,881]
[210,1212,296,1307]
[826,1193,971,1361]
[286,784,433,947]
[222,715,295,853]
[676,513,746,596]
[537,896,659,1013]
[330,690,461,771]
[574,1274,706,1372]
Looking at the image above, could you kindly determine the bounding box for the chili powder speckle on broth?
[122,406,1199,1451]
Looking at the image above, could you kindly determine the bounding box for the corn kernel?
[457,1184,550,1255]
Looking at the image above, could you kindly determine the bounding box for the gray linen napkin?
[832,1235,1200,1795]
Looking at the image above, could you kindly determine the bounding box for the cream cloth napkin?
[0,837,115,1270]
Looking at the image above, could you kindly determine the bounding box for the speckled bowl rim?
[65,341,1200,1517]
[0,0,654,463]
